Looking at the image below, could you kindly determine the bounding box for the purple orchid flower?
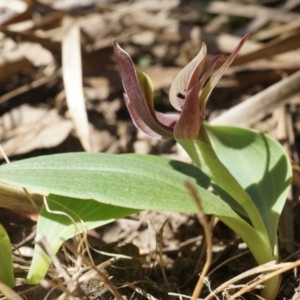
[113,33,250,140]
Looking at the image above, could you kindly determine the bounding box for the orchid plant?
[113,34,292,299]
[0,34,291,300]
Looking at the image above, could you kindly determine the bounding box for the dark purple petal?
[197,54,223,112]
[201,33,252,107]
[174,84,204,140]
[114,41,174,138]
[124,94,173,139]
[198,54,223,87]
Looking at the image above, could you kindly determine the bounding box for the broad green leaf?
[177,133,269,245]
[0,153,253,283]
[28,194,138,284]
[29,194,268,285]
[0,153,231,217]
[205,124,292,249]
[0,153,275,283]
[0,223,15,287]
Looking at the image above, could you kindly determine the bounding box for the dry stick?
[44,196,97,272]
[158,219,172,290]
[36,235,88,299]
[0,70,60,105]
[211,69,300,127]
[43,196,82,238]
[204,261,282,300]
[0,27,61,56]
[275,106,295,254]
[127,283,159,300]
[65,242,125,300]
[0,144,39,213]
[255,20,300,41]
[207,249,250,277]
[0,281,23,300]
[38,233,125,300]
[228,259,300,300]
[232,30,300,66]
[0,144,10,163]
[194,217,215,277]
[190,2,300,23]
[185,181,212,300]
[0,180,43,212]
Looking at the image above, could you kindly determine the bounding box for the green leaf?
[177,132,269,244]
[28,194,138,284]
[0,153,232,216]
[205,124,292,250]
[0,153,258,283]
[0,223,15,287]
[29,193,264,285]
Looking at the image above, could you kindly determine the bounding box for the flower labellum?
[113,33,251,140]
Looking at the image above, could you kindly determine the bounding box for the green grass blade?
[0,223,15,287]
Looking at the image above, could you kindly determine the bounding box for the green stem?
[219,210,279,300]
[221,212,281,300]
[218,215,272,266]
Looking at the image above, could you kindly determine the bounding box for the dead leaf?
[19,42,54,67]
[62,16,91,151]
[1,104,73,156]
